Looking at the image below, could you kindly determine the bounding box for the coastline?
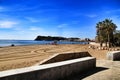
[0,40,88,47]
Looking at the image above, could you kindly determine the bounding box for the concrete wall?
[0,57,96,80]
[89,42,106,47]
[107,51,120,60]
[39,52,91,65]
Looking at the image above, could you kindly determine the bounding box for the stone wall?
[39,51,91,65]
[0,57,96,80]
[107,51,120,60]
[89,42,106,47]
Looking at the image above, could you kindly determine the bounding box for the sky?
[0,0,120,40]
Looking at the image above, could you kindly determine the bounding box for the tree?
[96,19,117,48]
[103,19,117,47]
[114,30,120,46]
[96,21,107,47]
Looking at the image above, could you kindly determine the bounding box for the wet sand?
[0,44,108,71]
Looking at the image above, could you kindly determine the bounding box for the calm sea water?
[0,40,88,47]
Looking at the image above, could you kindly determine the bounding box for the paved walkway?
[65,60,120,80]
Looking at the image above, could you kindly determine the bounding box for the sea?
[0,40,88,47]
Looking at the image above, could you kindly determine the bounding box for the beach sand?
[0,44,108,71]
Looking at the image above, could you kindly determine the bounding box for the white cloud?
[71,21,80,24]
[0,21,18,28]
[0,6,9,12]
[29,26,43,31]
[29,27,38,31]
[57,24,68,28]
[25,17,39,22]
[105,9,120,14]
[0,6,4,10]
[0,6,5,12]
[86,14,97,18]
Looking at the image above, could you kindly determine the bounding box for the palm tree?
[96,22,104,47]
[103,19,117,48]
[96,19,117,48]
[114,30,120,46]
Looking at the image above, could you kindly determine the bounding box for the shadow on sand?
[60,67,109,80]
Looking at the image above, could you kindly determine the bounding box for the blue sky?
[0,0,120,40]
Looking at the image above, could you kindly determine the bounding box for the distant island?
[35,35,81,42]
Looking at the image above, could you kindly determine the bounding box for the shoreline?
[0,39,89,47]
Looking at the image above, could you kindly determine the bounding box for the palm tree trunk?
[105,42,107,47]
[100,42,102,47]
[108,34,110,48]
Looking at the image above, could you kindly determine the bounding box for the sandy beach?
[0,44,108,71]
